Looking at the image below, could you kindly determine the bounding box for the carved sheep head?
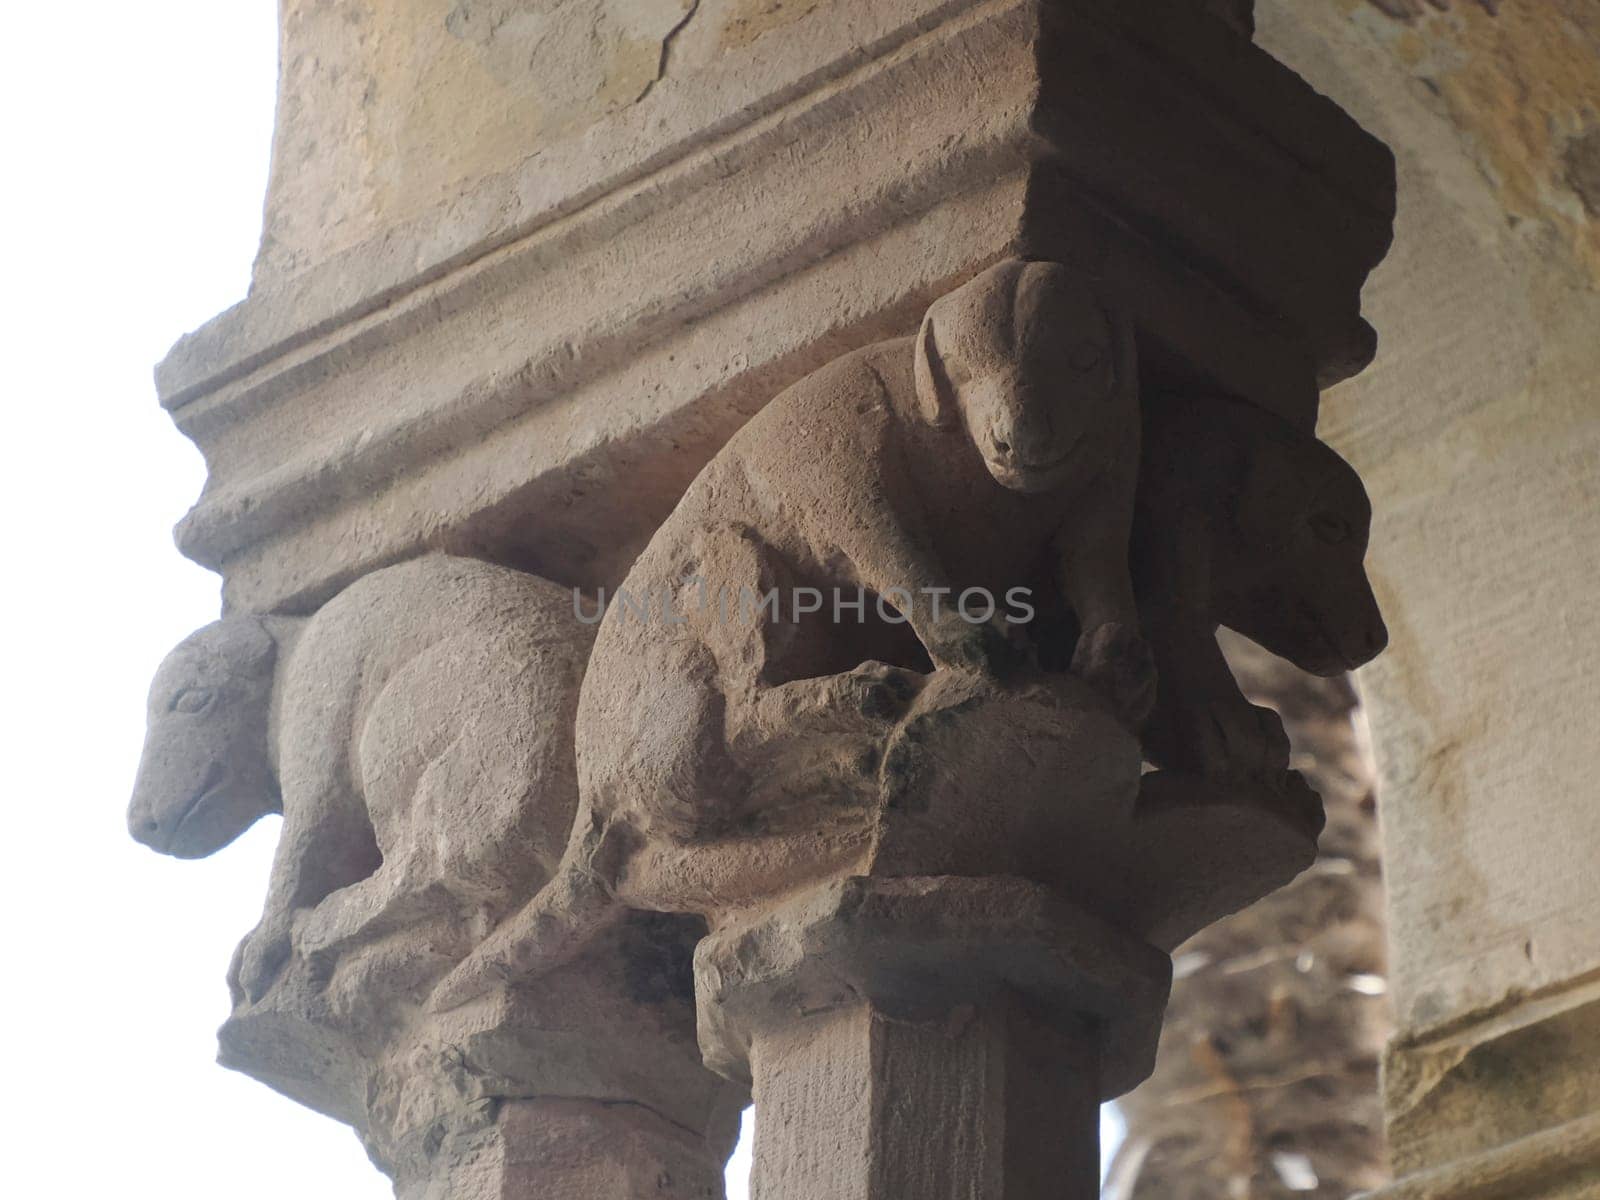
[128,617,282,858]
[915,258,1134,494]
[1222,416,1388,675]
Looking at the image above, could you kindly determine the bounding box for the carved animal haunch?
[1134,392,1388,781]
[128,555,592,1003]
[433,258,1152,1009]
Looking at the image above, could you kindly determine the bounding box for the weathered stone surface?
[217,909,744,1195]
[134,556,592,1005]
[694,875,1172,1100]
[129,555,742,1194]
[130,2,1408,1195]
[1381,985,1600,1182]
[258,0,706,284]
[435,260,1362,1011]
[698,876,1166,1199]
[384,1097,730,1200]
[1358,1113,1600,1200]
[745,997,1102,1200]
[157,0,1392,616]
[1256,2,1600,1194]
[417,246,1387,1193]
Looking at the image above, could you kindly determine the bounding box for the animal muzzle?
[1340,602,1389,670]
[128,756,226,857]
[986,415,1082,494]
[989,400,1059,465]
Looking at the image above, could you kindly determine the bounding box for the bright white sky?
[0,6,1116,1195]
[0,4,399,1197]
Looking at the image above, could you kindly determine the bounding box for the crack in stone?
[1364,0,1500,20]
[637,0,703,105]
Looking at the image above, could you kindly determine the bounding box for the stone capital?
[131,3,1400,1198]
[695,874,1173,1100]
[695,875,1170,1199]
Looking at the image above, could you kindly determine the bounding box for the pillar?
[131,1,1398,1195]
[697,877,1169,1200]
[1252,5,1600,1197]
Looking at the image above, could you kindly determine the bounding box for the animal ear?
[214,616,279,680]
[914,306,959,430]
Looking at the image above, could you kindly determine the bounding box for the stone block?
[156,0,1392,614]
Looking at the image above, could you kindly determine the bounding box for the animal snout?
[1348,615,1388,666]
[1334,595,1388,670]
[128,804,164,848]
[991,409,1055,466]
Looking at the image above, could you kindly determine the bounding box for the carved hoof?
[1070,622,1156,726]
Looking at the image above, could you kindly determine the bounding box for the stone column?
[130,1,1398,1195]
[698,878,1168,1200]
[673,657,1334,1200]
[387,1100,729,1200]
[1251,6,1600,1198]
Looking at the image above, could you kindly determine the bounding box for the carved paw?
[1203,704,1292,780]
[835,660,925,721]
[295,906,336,960]
[751,660,926,742]
[229,918,292,1004]
[924,612,1018,677]
[299,917,339,990]
[1071,621,1157,725]
[1188,698,1292,780]
[430,952,505,1014]
[305,948,337,993]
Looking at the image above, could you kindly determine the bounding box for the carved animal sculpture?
[1133,392,1388,781]
[432,257,1151,1008]
[128,555,592,1002]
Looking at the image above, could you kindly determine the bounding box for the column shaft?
[750,995,1100,1200]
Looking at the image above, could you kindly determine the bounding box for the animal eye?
[1067,341,1104,372]
[170,687,215,715]
[1310,512,1352,545]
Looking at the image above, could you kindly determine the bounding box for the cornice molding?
[157,0,1392,613]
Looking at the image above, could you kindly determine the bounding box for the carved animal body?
[433,258,1151,1008]
[128,555,592,1002]
[1133,392,1388,780]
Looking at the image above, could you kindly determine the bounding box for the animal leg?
[1143,611,1291,781]
[230,792,381,1004]
[294,856,445,985]
[832,523,1013,675]
[427,816,625,1012]
[1057,502,1155,725]
[734,660,925,749]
